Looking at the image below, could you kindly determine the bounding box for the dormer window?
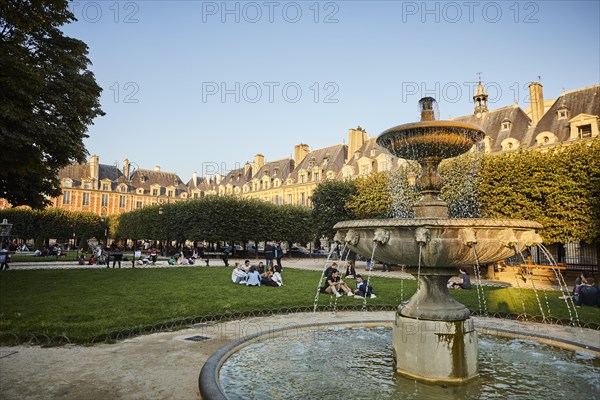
[578,124,592,138]
[354,152,360,160]
[137,188,144,194]
[370,149,377,156]
[557,104,569,120]
[120,186,127,193]
[140,176,146,183]
[63,179,72,188]
[167,190,174,197]
[501,138,520,152]
[535,132,558,147]
[501,118,512,131]
[102,183,109,191]
[82,181,91,189]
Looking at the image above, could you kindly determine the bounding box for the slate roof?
[57,163,124,188]
[343,137,394,172]
[453,105,532,152]
[289,144,347,181]
[530,85,600,145]
[253,158,294,182]
[129,169,187,195]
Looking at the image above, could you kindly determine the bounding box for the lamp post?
[0,219,13,247]
[156,194,169,255]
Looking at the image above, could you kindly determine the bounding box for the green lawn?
[0,266,598,345]
[9,251,79,262]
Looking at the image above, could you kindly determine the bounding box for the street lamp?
[0,219,13,247]
[157,194,169,214]
[156,194,169,255]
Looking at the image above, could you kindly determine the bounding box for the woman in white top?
[268,263,283,286]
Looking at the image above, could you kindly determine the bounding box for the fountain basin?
[334,218,543,267]
[201,318,600,400]
[376,120,485,160]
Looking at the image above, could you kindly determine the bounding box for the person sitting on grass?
[262,263,281,287]
[354,274,376,299]
[574,277,599,308]
[245,265,261,286]
[344,261,356,279]
[449,268,471,290]
[168,256,176,266]
[323,262,338,280]
[270,264,284,286]
[320,270,353,297]
[573,272,589,295]
[231,262,247,284]
[88,255,95,265]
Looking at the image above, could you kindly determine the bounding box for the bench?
[203,252,229,266]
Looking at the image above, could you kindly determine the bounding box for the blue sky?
[62,0,600,180]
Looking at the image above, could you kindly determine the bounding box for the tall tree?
[0,0,104,208]
[311,180,356,239]
[347,171,393,219]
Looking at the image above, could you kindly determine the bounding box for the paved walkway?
[6,257,515,288]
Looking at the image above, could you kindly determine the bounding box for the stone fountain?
[333,97,543,383]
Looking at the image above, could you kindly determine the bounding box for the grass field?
[9,251,79,263]
[0,266,598,345]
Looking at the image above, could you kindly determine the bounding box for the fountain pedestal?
[393,314,478,382]
[393,267,477,381]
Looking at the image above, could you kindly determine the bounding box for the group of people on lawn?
[320,261,376,299]
[231,259,284,287]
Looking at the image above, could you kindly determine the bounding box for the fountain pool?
[217,324,599,400]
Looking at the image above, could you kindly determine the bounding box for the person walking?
[275,242,283,272]
[0,245,10,271]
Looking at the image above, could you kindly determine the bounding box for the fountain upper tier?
[376,97,485,161]
[376,120,485,161]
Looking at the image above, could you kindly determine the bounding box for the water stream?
[514,245,546,321]
[361,244,378,310]
[313,244,346,313]
[537,244,580,326]
[471,246,488,315]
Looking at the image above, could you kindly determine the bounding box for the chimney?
[244,161,251,175]
[122,158,130,179]
[215,172,222,185]
[154,166,161,172]
[529,82,545,125]
[294,144,309,166]
[89,155,99,187]
[204,172,211,183]
[348,127,367,158]
[192,171,198,187]
[252,154,265,177]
